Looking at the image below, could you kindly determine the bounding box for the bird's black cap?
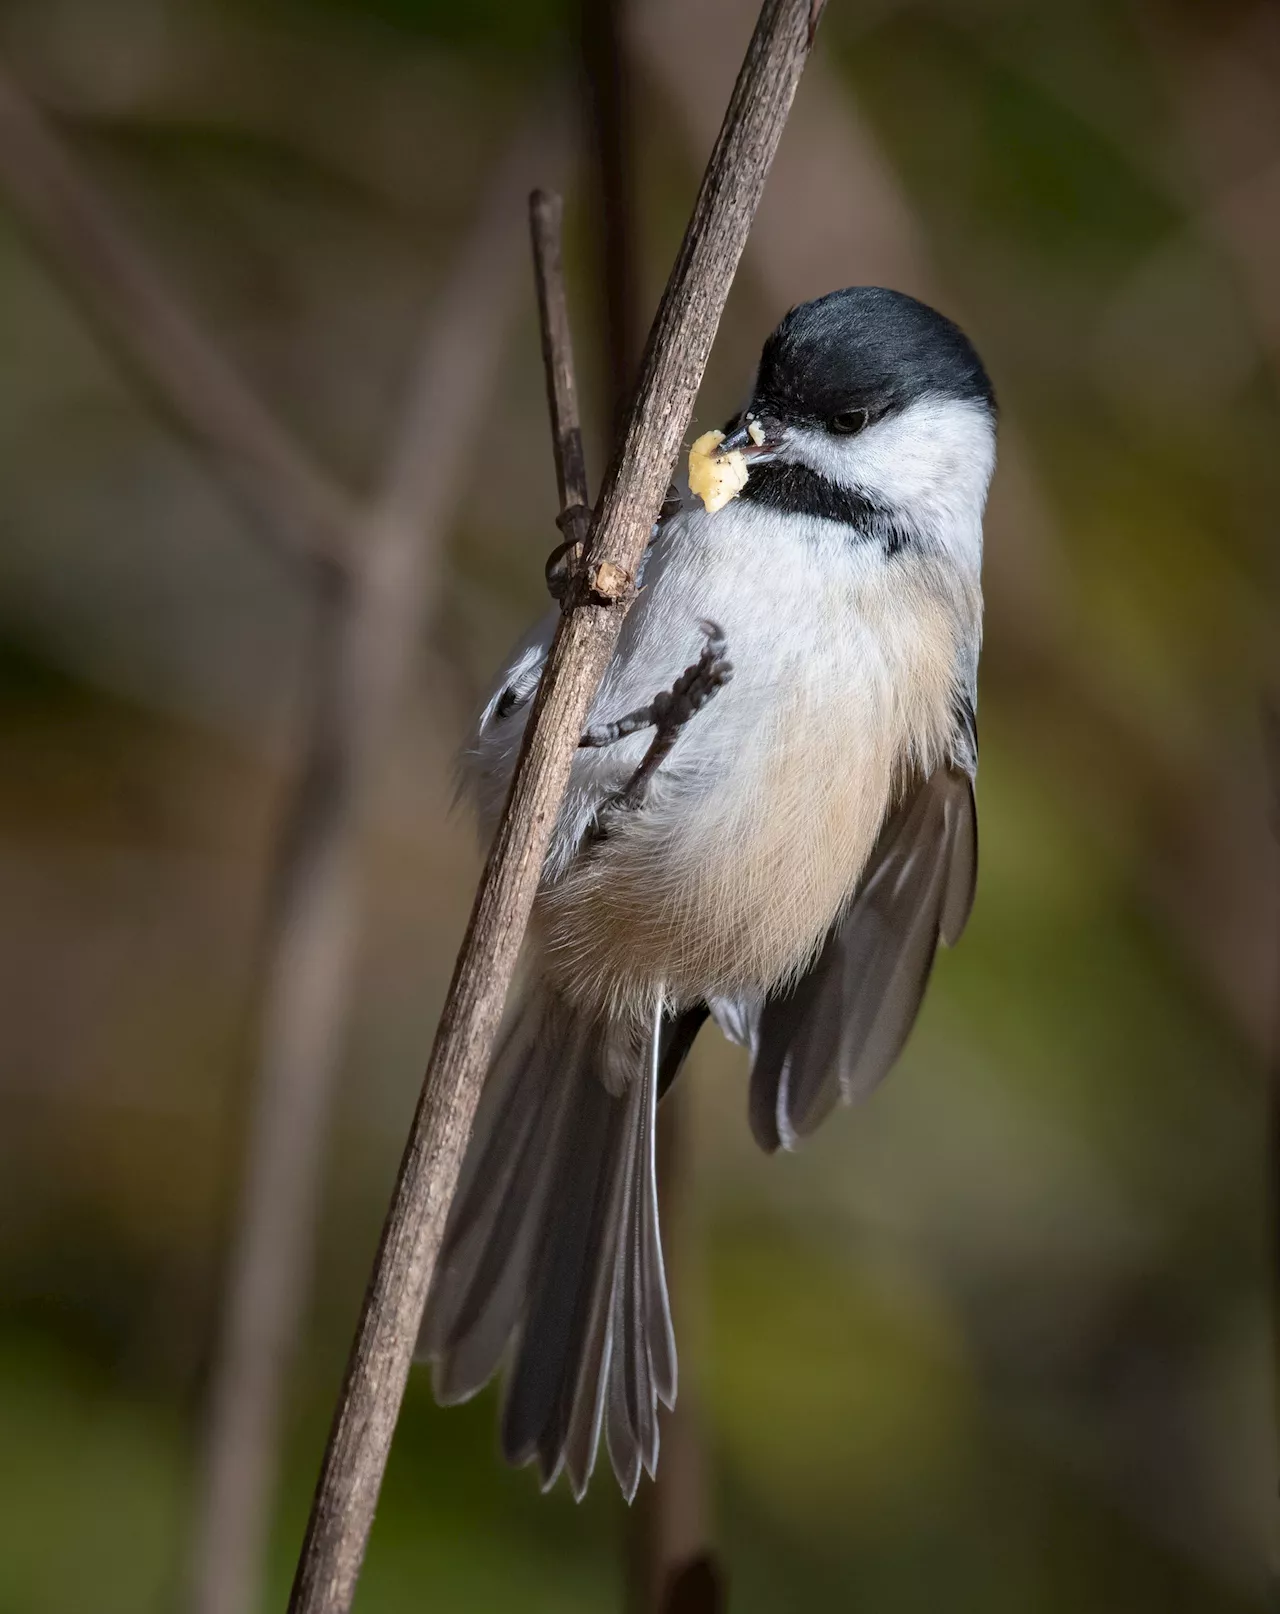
[751,286,995,426]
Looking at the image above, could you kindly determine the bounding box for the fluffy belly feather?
[535,553,960,1017]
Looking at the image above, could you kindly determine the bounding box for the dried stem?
[0,57,355,575]
[185,131,557,1614]
[530,188,591,541]
[286,5,824,1609]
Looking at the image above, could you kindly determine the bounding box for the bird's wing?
[747,693,979,1153]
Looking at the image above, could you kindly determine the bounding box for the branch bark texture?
[287,4,825,1609]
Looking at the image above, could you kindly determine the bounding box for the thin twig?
[286,5,824,1609]
[187,129,562,1614]
[530,188,591,549]
[0,56,355,575]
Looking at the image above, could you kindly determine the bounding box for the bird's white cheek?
[783,397,996,517]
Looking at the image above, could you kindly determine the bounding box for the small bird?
[420,286,996,1499]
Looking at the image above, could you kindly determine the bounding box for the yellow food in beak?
[688,429,749,514]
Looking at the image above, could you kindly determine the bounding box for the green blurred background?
[0,0,1275,1608]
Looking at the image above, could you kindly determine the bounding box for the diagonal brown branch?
[185,127,563,1614]
[0,56,356,574]
[286,4,825,1609]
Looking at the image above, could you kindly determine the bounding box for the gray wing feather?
[939,696,979,946]
[939,769,978,946]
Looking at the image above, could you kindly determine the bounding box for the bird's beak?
[716,412,784,460]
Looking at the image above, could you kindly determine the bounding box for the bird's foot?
[582,621,733,836]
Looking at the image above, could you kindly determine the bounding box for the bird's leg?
[580,620,733,820]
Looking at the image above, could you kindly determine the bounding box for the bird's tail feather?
[418,987,675,1499]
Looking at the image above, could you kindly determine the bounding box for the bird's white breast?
[533,502,971,1018]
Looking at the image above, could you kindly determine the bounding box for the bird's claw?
[545,503,593,600]
[582,622,732,843]
[649,619,732,730]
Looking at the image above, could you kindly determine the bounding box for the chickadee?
[420,286,996,1499]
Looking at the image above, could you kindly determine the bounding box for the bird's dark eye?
[829,408,869,436]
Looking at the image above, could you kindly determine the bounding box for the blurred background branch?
[0,49,562,1614]
[189,128,558,1614]
[0,1,1273,1611]
[0,58,355,573]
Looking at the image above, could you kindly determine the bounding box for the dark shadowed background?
[0,0,1275,1609]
